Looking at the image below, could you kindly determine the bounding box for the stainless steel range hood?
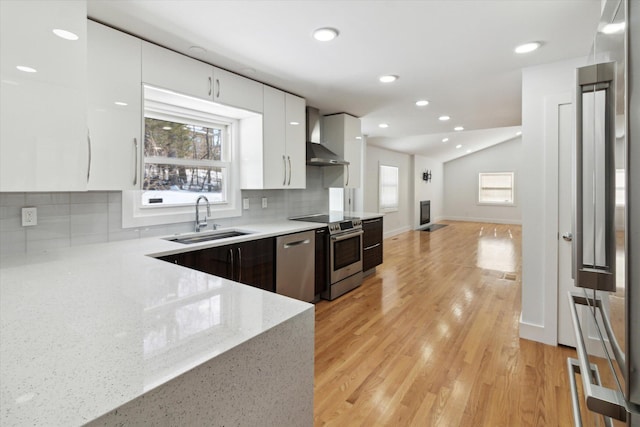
[306,107,349,166]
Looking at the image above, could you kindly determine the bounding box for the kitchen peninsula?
[0,222,317,426]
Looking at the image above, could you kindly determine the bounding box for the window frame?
[142,113,231,208]
[379,164,399,213]
[121,85,258,228]
[477,171,516,206]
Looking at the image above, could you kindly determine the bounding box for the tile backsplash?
[0,167,328,257]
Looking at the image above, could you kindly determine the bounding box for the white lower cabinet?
[88,21,142,190]
[0,0,88,191]
[241,87,306,189]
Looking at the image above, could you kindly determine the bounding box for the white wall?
[443,137,522,224]
[412,154,444,228]
[520,56,587,344]
[363,144,413,237]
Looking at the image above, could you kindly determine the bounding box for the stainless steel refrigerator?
[568,0,640,425]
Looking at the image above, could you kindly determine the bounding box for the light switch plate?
[22,207,37,226]
[243,198,250,210]
[262,197,268,208]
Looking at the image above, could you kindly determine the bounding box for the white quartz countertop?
[0,220,320,426]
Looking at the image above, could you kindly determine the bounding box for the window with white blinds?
[379,164,399,212]
[478,172,515,205]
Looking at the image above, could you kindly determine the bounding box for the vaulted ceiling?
[88,0,601,161]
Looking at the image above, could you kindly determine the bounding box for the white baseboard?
[441,216,522,225]
[519,315,550,344]
[383,225,411,240]
[414,216,445,230]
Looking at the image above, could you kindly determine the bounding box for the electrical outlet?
[262,197,268,209]
[243,198,250,210]
[22,207,37,227]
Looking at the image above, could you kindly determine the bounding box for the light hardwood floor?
[314,221,620,427]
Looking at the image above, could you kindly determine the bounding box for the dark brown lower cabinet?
[157,237,275,292]
[314,227,329,295]
[362,217,383,271]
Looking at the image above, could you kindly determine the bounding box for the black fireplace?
[420,200,430,225]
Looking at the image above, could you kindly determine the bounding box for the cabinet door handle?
[216,78,220,98]
[237,247,242,283]
[208,77,212,96]
[282,155,287,186]
[363,218,381,224]
[133,138,138,186]
[287,155,292,186]
[87,129,92,183]
[364,243,381,251]
[345,164,350,187]
[284,239,311,249]
[228,248,234,280]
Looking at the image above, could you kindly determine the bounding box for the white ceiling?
[87,0,601,162]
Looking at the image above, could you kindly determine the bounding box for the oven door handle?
[330,230,364,241]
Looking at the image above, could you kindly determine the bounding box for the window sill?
[122,190,241,228]
[476,202,517,207]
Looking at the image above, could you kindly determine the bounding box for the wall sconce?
[422,170,432,182]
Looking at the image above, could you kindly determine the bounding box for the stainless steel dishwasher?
[276,230,315,302]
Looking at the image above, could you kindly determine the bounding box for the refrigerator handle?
[566,292,639,422]
[573,62,616,292]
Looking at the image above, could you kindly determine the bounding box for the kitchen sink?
[165,230,254,244]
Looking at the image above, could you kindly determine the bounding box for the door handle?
[87,129,92,183]
[562,232,573,242]
[282,155,287,186]
[133,137,138,186]
[237,247,242,283]
[287,155,292,186]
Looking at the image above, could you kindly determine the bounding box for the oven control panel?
[328,219,362,234]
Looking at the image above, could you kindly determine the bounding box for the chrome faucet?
[195,195,211,232]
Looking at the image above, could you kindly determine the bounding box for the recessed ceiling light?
[355,136,362,140]
[188,46,206,54]
[16,65,37,73]
[379,75,398,83]
[516,131,522,136]
[515,42,541,54]
[114,101,128,106]
[466,149,472,153]
[378,123,389,128]
[162,126,172,130]
[454,126,464,131]
[53,29,79,41]
[415,100,429,107]
[313,27,339,42]
[442,138,449,143]
[289,121,300,126]
[602,22,625,34]
[456,144,462,149]
[438,115,450,121]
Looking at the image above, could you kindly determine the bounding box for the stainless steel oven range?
[291,214,364,300]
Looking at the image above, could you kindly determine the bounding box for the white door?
[557,101,578,347]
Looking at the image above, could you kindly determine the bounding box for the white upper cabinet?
[142,43,263,113]
[240,87,306,189]
[142,42,213,100]
[87,21,141,190]
[323,114,363,189]
[285,93,306,189]
[213,67,263,113]
[0,0,88,191]
[260,86,287,188]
